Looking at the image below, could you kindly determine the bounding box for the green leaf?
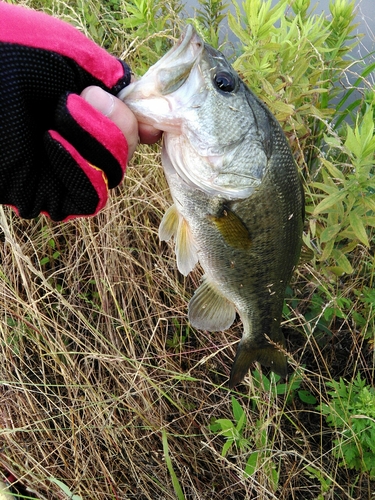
[313,190,347,215]
[361,196,375,212]
[236,410,246,433]
[320,157,345,180]
[48,478,83,499]
[214,419,235,433]
[162,430,185,500]
[319,223,342,243]
[349,211,370,246]
[321,236,335,261]
[231,396,244,425]
[298,390,317,404]
[345,125,362,158]
[244,451,259,477]
[222,439,234,457]
[331,249,354,274]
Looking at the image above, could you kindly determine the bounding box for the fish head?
[120,25,272,199]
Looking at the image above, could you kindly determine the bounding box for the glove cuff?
[0,3,130,90]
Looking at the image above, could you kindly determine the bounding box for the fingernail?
[82,86,115,117]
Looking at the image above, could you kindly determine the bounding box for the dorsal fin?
[188,275,236,331]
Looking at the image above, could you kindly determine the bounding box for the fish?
[118,25,304,387]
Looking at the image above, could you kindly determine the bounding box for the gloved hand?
[0,3,132,221]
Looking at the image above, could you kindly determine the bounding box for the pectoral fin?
[159,204,179,242]
[209,206,252,250]
[229,338,287,388]
[175,217,199,276]
[159,204,198,276]
[188,275,236,332]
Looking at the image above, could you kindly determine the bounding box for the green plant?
[209,396,251,457]
[250,369,317,405]
[39,237,61,267]
[166,318,190,351]
[319,373,375,478]
[243,419,279,492]
[301,283,355,342]
[119,0,183,71]
[228,0,357,135]
[210,396,281,491]
[306,102,375,275]
[191,0,229,48]
[162,430,185,500]
[352,286,375,340]
[305,465,333,500]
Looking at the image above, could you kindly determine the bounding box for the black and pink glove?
[0,3,131,221]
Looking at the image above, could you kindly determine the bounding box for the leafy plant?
[162,430,185,500]
[166,318,190,351]
[209,396,251,457]
[210,395,281,492]
[39,237,61,267]
[352,286,375,340]
[191,0,229,48]
[243,419,279,493]
[319,373,375,478]
[305,465,333,500]
[119,0,183,71]
[228,0,357,134]
[250,368,317,405]
[306,101,375,275]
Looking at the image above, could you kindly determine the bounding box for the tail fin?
[229,339,287,388]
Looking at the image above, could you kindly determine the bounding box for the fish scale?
[119,25,304,387]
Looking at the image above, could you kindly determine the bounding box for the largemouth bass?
[119,26,304,387]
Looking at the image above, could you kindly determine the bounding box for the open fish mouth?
[118,25,204,101]
[160,24,203,72]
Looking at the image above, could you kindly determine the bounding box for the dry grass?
[1,2,375,498]
[1,144,374,499]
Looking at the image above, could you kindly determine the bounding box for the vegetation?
[0,0,374,498]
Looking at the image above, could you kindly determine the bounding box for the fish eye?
[214,71,236,93]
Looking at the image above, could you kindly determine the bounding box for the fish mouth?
[168,24,203,65]
[118,25,204,101]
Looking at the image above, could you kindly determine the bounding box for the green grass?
[1,0,375,498]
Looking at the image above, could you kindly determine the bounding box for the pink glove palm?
[0,3,131,221]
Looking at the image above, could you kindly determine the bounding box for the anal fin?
[188,275,236,332]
